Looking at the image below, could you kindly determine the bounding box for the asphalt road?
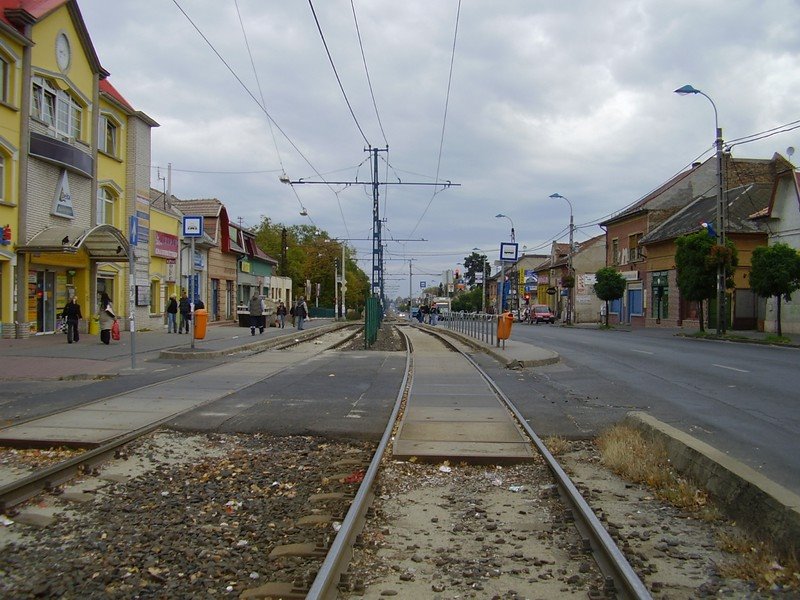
[503,324,800,496]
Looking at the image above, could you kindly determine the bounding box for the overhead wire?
[233,0,286,179]
[172,0,351,237]
[307,0,371,147]
[350,0,388,147]
[408,0,462,237]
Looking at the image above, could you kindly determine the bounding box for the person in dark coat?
[178,291,191,333]
[249,292,264,335]
[61,296,82,343]
[166,294,178,333]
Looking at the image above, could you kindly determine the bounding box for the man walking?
[249,291,264,335]
[61,296,82,343]
[295,297,308,330]
[178,291,191,333]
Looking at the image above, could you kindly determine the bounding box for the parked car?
[529,304,555,324]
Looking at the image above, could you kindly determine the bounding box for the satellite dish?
[787,146,795,158]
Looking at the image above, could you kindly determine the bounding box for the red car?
[529,304,555,324]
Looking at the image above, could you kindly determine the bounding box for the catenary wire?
[172,0,351,237]
[350,0,388,146]
[308,0,371,147]
[408,0,462,238]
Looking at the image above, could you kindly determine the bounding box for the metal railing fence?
[440,311,497,345]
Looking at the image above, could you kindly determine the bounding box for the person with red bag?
[98,292,116,345]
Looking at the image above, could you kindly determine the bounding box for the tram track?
[0,323,753,598]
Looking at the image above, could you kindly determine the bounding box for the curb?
[159,322,352,360]
[623,411,800,556]
[417,324,560,368]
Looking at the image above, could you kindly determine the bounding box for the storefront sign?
[154,231,178,258]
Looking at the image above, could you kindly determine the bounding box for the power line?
[233,0,287,179]
[409,0,462,237]
[350,0,388,146]
[307,0,370,146]
[172,0,352,235]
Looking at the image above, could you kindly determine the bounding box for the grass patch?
[716,533,800,592]
[543,435,570,456]
[764,334,792,344]
[596,423,718,519]
[597,423,800,593]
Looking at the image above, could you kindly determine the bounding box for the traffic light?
[454,269,460,280]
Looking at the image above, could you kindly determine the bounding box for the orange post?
[193,309,209,339]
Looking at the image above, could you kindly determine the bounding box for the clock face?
[56,33,70,71]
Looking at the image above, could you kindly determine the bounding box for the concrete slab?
[21,409,166,429]
[0,425,131,444]
[393,439,534,462]
[397,421,526,442]
[407,394,503,408]
[403,406,510,422]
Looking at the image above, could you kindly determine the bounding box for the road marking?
[631,349,654,355]
[712,363,749,373]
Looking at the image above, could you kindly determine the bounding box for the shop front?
[16,224,129,336]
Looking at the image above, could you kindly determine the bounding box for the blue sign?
[129,215,138,245]
[500,242,518,261]
[420,281,426,289]
[183,216,204,238]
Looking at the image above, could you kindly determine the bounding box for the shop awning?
[18,224,130,262]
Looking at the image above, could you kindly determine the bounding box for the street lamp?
[494,214,515,242]
[674,84,726,334]
[549,193,574,325]
[494,214,517,314]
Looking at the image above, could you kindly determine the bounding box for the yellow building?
[0,0,156,337]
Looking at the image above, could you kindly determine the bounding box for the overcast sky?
[79,0,800,297]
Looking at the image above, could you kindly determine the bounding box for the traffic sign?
[420,281,426,289]
[129,215,138,245]
[183,216,204,237]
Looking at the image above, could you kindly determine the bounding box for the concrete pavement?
[0,319,344,381]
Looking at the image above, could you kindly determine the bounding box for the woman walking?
[98,292,115,345]
[276,301,287,328]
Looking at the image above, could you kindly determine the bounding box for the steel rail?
[305,327,413,599]
[423,327,652,600]
[0,326,359,512]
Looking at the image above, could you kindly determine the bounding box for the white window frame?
[99,114,119,156]
[31,76,81,140]
[0,154,5,202]
[97,186,115,226]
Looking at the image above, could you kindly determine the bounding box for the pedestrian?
[276,301,287,328]
[194,296,205,310]
[289,302,296,326]
[430,304,439,326]
[166,294,178,333]
[295,296,308,330]
[178,291,191,333]
[249,291,264,335]
[98,291,115,345]
[421,304,430,324]
[61,295,82,343]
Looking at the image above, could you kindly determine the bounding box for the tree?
[451,286,483,312]
[593,267,626,326]
[251,216,368,310]
[675,231,738,332]
[462,251,487,287]
[749,243,800,337]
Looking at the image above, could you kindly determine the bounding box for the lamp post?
[495,214,517,315]
[494,213,515,242]
[674,84,726,334]
[549,193,574,325]
[472,247,487,313]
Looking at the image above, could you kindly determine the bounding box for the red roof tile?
[100,79,134,113]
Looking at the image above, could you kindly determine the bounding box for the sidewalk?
[0,319,339,381]
[572,322,800,347]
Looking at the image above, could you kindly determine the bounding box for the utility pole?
[280,227,287,277]
[280,146,457,309]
